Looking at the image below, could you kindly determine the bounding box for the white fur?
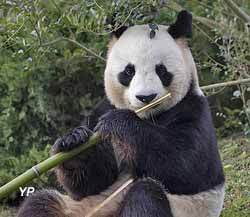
[175,38,204,96]
[167,184,225,217]
[55,174,133,217]
[105,25,201,118]
[56,175,224,217]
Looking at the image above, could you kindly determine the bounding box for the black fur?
[155,64,173,87]
[51,98,118,200]
[84,97,115,130]
[111,26,128,39]
[17,190,66,217]
[95,88,225,195]
[118,64,136,86]
[119,178,173,217]
[52,125,92,153]
[55,139,118,200]
[106,12,128,39]
[168,10,192,39]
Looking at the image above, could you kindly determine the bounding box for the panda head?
[104,11,203,118]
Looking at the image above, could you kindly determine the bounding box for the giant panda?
[18,11,225,217]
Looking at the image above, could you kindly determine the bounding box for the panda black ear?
[168,10,192,39]
[106,12,129,39]
[110,26,128,39]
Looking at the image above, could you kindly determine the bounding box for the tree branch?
[224,0,250,23]
[201,78,250,90]
[1,20,25,48]
[41,37,106,62]
[63,38,106,62]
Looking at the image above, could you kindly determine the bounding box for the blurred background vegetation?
[0,0,249,216]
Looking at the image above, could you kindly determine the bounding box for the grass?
[0,137,249,217]
[220,137,250,217]
[0,205,15,217]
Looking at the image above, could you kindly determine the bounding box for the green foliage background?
[0,0,249,215]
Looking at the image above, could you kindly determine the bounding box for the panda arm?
[52,98,119,200]
[95,105,225,195]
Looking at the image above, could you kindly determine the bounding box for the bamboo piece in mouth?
[0,92,171,199]
[135,92,171,113]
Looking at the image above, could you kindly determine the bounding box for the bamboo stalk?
[86,178,134,217]
[0,93,171,200]
[0,132,101,200]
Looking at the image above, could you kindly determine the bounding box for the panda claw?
[51,126,92,154]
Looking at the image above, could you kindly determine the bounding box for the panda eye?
[155,64,173,87]
[124,64,135,76]
[156,64,167,76]
[118,64,135,86]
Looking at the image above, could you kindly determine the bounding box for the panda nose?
[136,94,157,104]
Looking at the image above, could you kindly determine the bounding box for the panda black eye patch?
[118,64,135,86]
[155,64,173,87]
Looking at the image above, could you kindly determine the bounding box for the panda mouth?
[132,102,161,113]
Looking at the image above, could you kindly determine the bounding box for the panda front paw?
[94,109,140,141]
[51,126,93,154]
